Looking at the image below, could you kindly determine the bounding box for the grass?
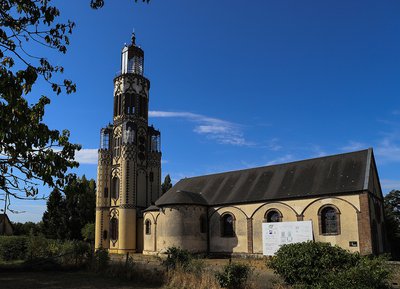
[0,271,161,289]
[1,255,397,289]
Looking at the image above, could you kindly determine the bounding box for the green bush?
[268,241,392,289]
[93,248,110,272]
[0,236,28,261]
[323,255,392,289]
[162,247,193,271]
[26,233,51,260]
[0,234,91,267]
[215,262,252,289]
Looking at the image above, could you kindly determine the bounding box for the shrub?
[215,262,252,289]
[268,241,392,289]
[323,255,392,289]
[93,248,110,272]
[0,236,27,261]
[81,223,95,243]
[162,247,193,271]
[26,233,51,261]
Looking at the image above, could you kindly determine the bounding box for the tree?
[42,175,96,240]
[64,175,96,240]
[384,189,400,260]
[0,0,149,213]
[12,221,43,236]
[42,188,68,239]
[89,0,149,9]
[81,223,95,244]
[161,174,172,195]
[0,0,81,214]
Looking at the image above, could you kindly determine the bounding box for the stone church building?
[95,35,386,256]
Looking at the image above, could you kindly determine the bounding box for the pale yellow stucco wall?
[143,205,207,254]
[146,194,366,255]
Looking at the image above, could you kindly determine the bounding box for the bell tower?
[95,33,162,253]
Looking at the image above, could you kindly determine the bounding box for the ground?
[0,256,399,289]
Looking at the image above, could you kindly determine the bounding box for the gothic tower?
[95,34,162,253]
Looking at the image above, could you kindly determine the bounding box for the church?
[94,35,386,256]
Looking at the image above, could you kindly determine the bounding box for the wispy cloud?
[266,154,294,166]
[392,110,400,115]
[266,138,282,151]
[375,137,400,162]
[149,111,251,146]
[381,179,400,192]
[341,141,367,152]
[75,149,98,164]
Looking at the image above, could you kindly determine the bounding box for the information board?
[262,221,313,256]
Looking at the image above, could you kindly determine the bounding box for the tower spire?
[131,29,136,45]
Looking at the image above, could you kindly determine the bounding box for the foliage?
[268,241,392,289]
[81,223,95,243]
[384,190,400,260]
[162,247,193,271]
[322,256,392,289]
[42,175,96,240]
[0,0,81,209]
[26,232,50,260]
[92,248,110,272]
[161,174,173,195]
[0,235,27,261]
[0,234,91,267]
[215,262,252,289]
[11,221,43,236]
[89,0,149,9]
[42,188,67,239]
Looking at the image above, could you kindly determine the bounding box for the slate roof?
[155,149,373,207]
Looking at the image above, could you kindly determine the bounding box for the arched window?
[145,219,151,235]
[110,218,118,241]
[200,214,207,234]
[112,177,120,200]
[104,187,108,198]
[221,213,235,237]
[265,209,282,222]
[319,205,340,235]
[123,122,135,144]
[124,94,135,115]
[103,230,108,240]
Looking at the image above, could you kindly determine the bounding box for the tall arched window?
[145,219,151,235]
[110,217,118,241]
[221,213,235,237]
[265,209,282,222]
[112,177,120,200]
[319,205,340,235]
[200,214,207,234]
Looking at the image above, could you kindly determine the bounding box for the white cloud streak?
[75,149,98,164]
[266,154,294,166]
[341,141,367,152]
[149,110,251,146]
[381,179,400,192]
[375,137,400,162]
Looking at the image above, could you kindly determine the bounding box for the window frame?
[145,219,151,235]
[318,205,341,236]
[110,217,118,241]
[220,212,235,238]
[264,208,283,222]
[200,214,207,234]
[111,177,120,200]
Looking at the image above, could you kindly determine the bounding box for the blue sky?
[8,0,400,222]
